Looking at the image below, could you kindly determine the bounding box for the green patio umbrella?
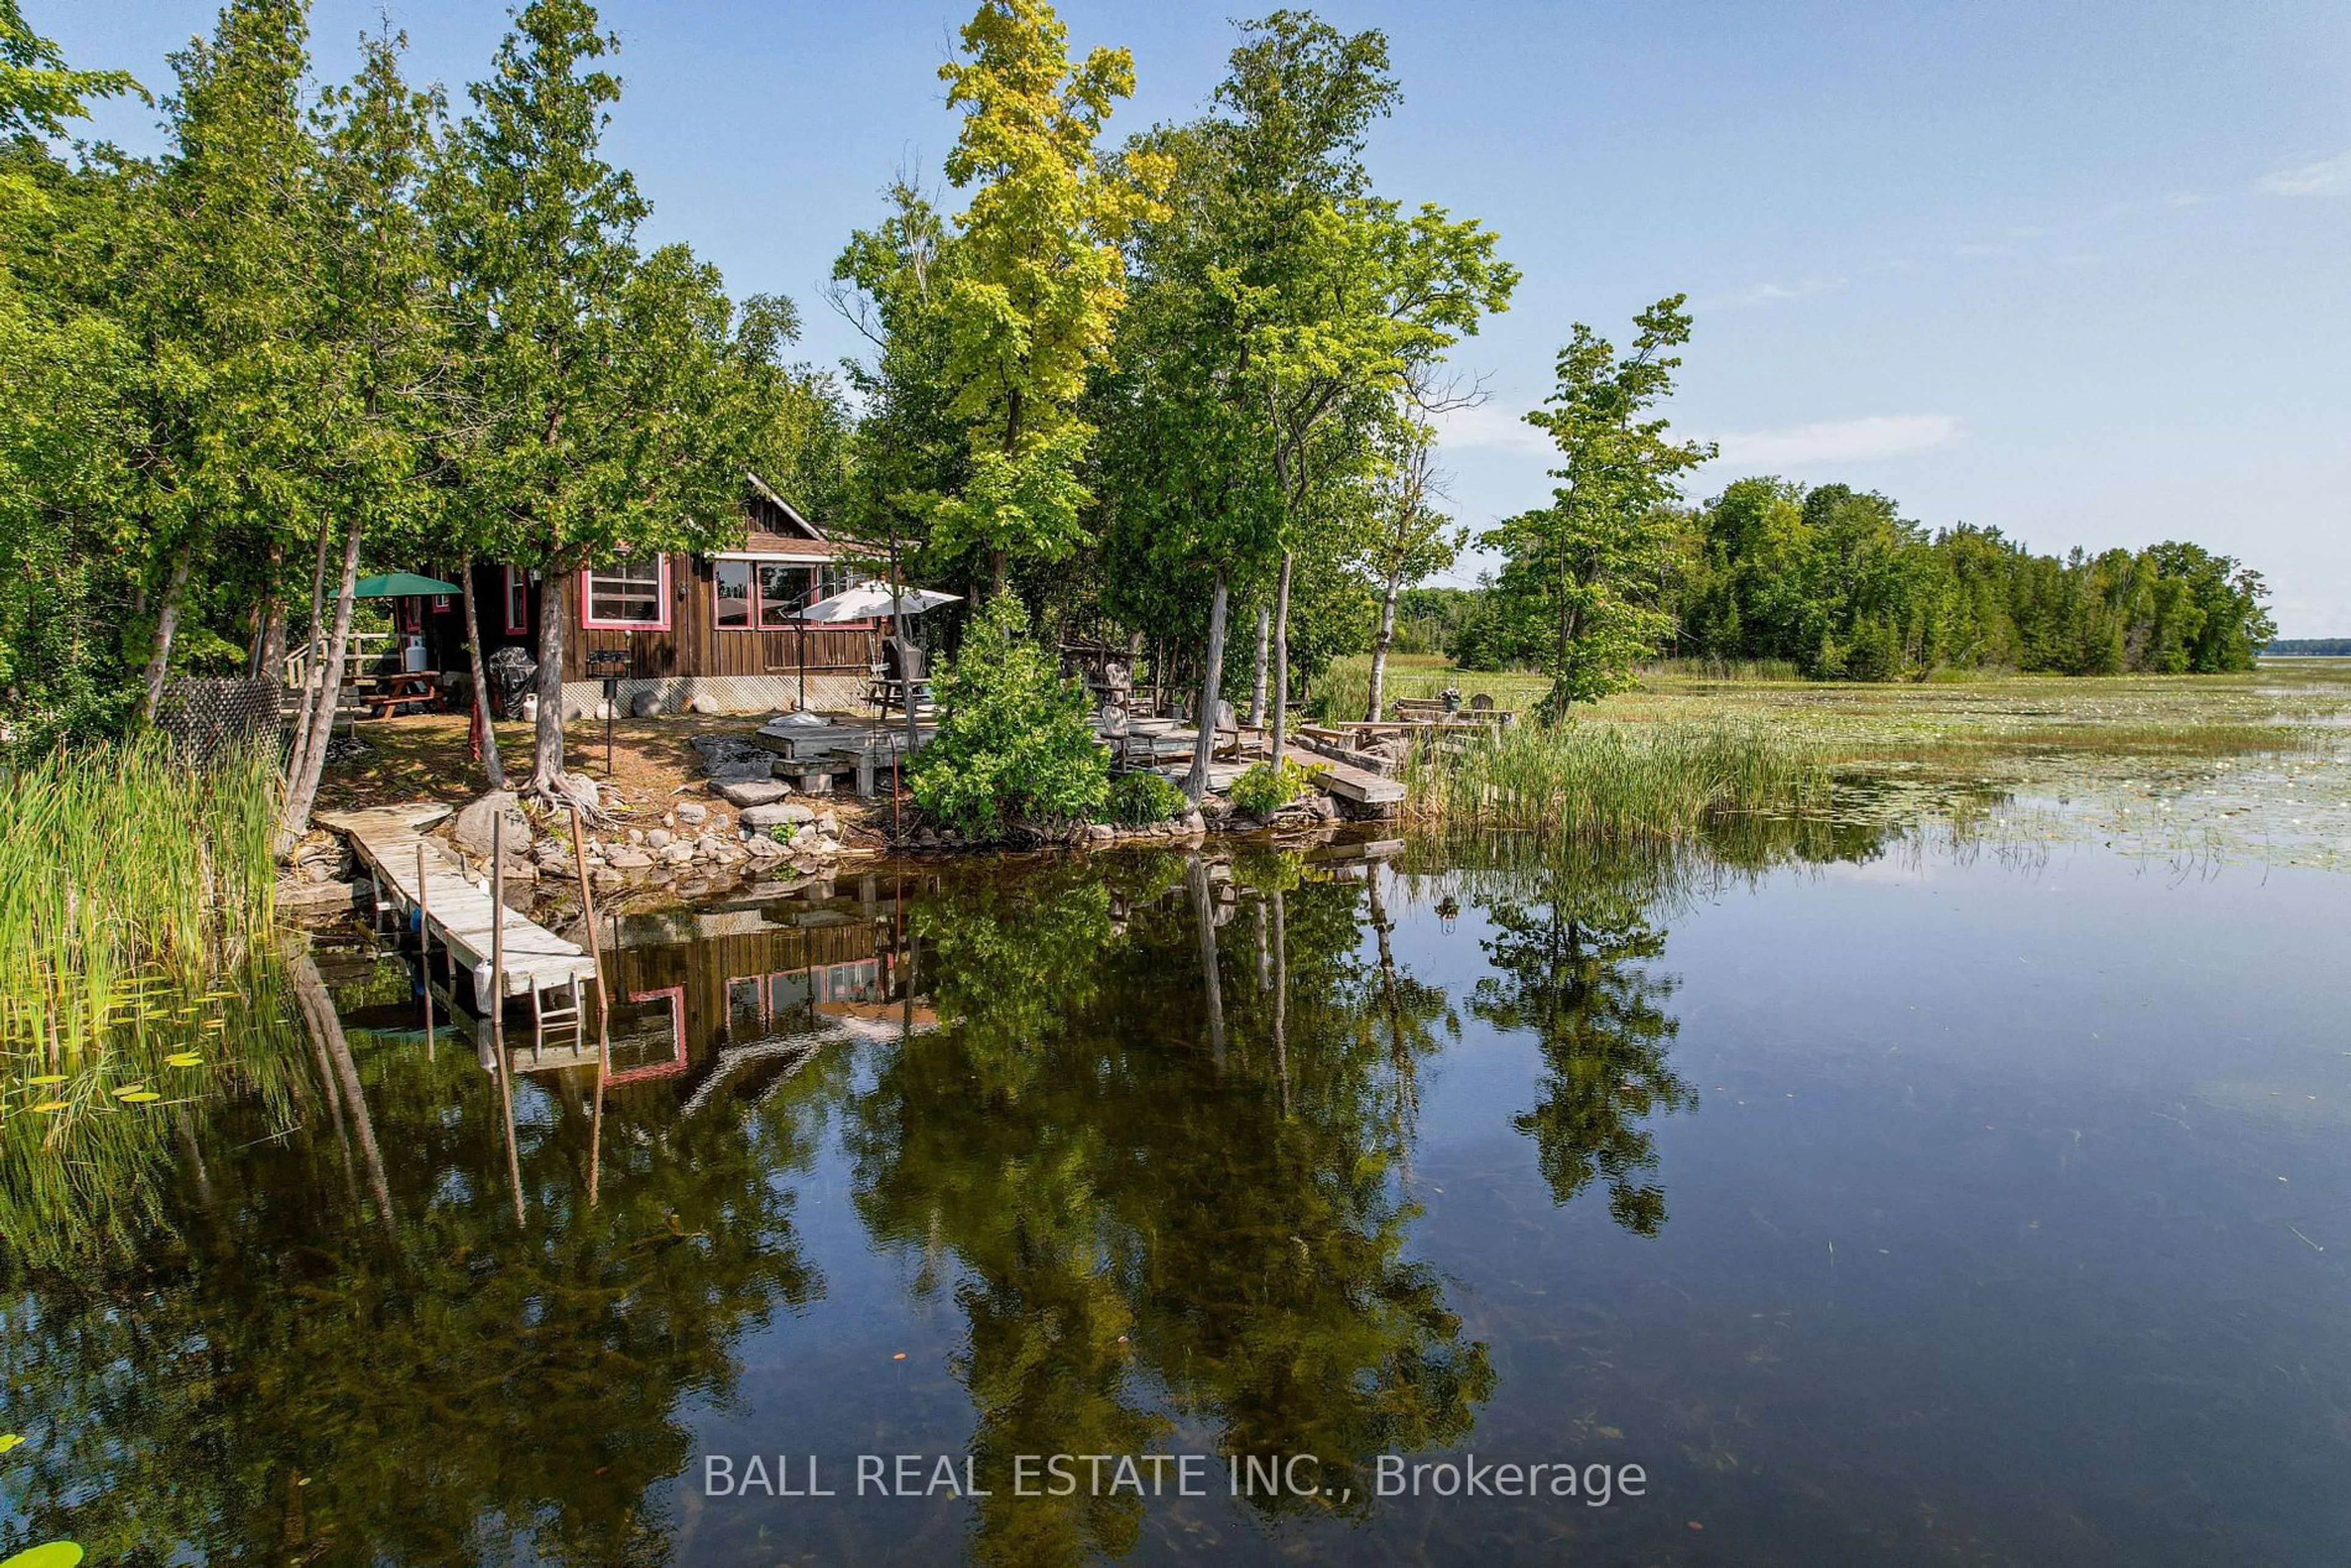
[352,571,462,598]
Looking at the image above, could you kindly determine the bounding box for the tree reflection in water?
[1,823,1900,1568]
[847,849,1488,1567]
[1,959,840,1568]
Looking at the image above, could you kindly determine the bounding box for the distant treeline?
[1452,478,2274,680]
[2265,639,2351,657]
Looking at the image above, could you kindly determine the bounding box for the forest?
[0,0,2279,794]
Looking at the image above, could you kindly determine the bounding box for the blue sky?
[45,1,2351,632]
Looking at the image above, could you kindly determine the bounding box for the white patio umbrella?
[781,581,959,715]
[787,582,960,623]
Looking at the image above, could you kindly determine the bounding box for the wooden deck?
[318,804,598,1021]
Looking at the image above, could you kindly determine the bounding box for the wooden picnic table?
[362,671,440,718]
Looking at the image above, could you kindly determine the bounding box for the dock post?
[418,842,434,1060]
[490,813,505,1022]
[569,805,608,1028]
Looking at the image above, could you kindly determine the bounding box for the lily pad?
[118,1091,163,1104]
[25,1074,66,1086]
[166,1052,203,1068]
[31,1101,69,1114]
[111,1084,149,1099]
[1,1543,86,1568]
[0,1433,21,1454]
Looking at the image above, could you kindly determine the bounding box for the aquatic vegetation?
[0,737,280,1063]
[1407,718,1833,839]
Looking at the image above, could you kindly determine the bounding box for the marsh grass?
[0,737,280,1062]
[0,739,301,1268]
[1408,719,1834,839]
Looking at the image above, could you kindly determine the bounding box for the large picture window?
[712,558,853,629]
[581,557,670,629]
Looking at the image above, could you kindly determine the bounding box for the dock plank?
[318,805,598,1009]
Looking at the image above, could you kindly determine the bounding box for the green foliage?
[1480,298,1712,716]
[1228,756,1321,817]
[929,0,1164,585]
[1103,768,1186,826]
[907,593,1110,836]
[1676,480,2278,680]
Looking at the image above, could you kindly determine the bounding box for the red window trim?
[608,985,688,1085]
[579,556,673,632]
[501,566,530,636]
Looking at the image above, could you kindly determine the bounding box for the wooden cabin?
[434,477,883,718]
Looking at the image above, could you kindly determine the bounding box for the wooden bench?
[1392,697,1453,722]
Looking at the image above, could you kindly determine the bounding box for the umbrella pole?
[798,579,808,714]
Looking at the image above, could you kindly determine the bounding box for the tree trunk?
[137,541,195,726]
[1187,853,1224,1067]
[528,565,569,798]
[1183,570,1230,803]
[245,537,287,678]
[279,517,363,849]
[1250,604,1270,726]
[459,555,504,790]
[990,546,1008,602]
[284,525,334,775]
[1269,550,1294,767]
[1367,573,1401,722]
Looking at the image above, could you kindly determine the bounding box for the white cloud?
[2256,151,2351,197]
[1708,414,1962,467]
[1698,276,1847,310]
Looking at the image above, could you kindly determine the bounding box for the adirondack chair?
[1209,699,1244,760]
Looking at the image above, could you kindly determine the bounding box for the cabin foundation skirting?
[559,673,868,720]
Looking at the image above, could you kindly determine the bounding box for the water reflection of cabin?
[579,888,936,1109]
[436,477,880,718]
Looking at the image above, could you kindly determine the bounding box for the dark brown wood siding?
[561,551,877,683]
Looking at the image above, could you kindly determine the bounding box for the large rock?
[743,833,787,860]
[715,779,790,808]
[453,791,531,859]
[631,689,665,718]
[604,846,653,870]
[674,802,708,826]
[740,801,816,831]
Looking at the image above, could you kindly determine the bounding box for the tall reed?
[0,737,281,1063]
[1406,718,1834,839]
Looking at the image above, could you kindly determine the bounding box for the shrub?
[1104,770,1187,827]
[1228,757,1321,819]
[907,595,1109,839]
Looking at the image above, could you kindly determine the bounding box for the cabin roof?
[746,472,825,540]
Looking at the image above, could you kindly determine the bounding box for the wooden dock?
[318,804,598,1024]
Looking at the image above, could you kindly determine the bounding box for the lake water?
[5,824,2349,1566]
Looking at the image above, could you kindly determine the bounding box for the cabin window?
[502,567,530,635]
[581,557,670,630]
[711,557,846,629]
[714,559,753,629]
[759,563,812,629]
